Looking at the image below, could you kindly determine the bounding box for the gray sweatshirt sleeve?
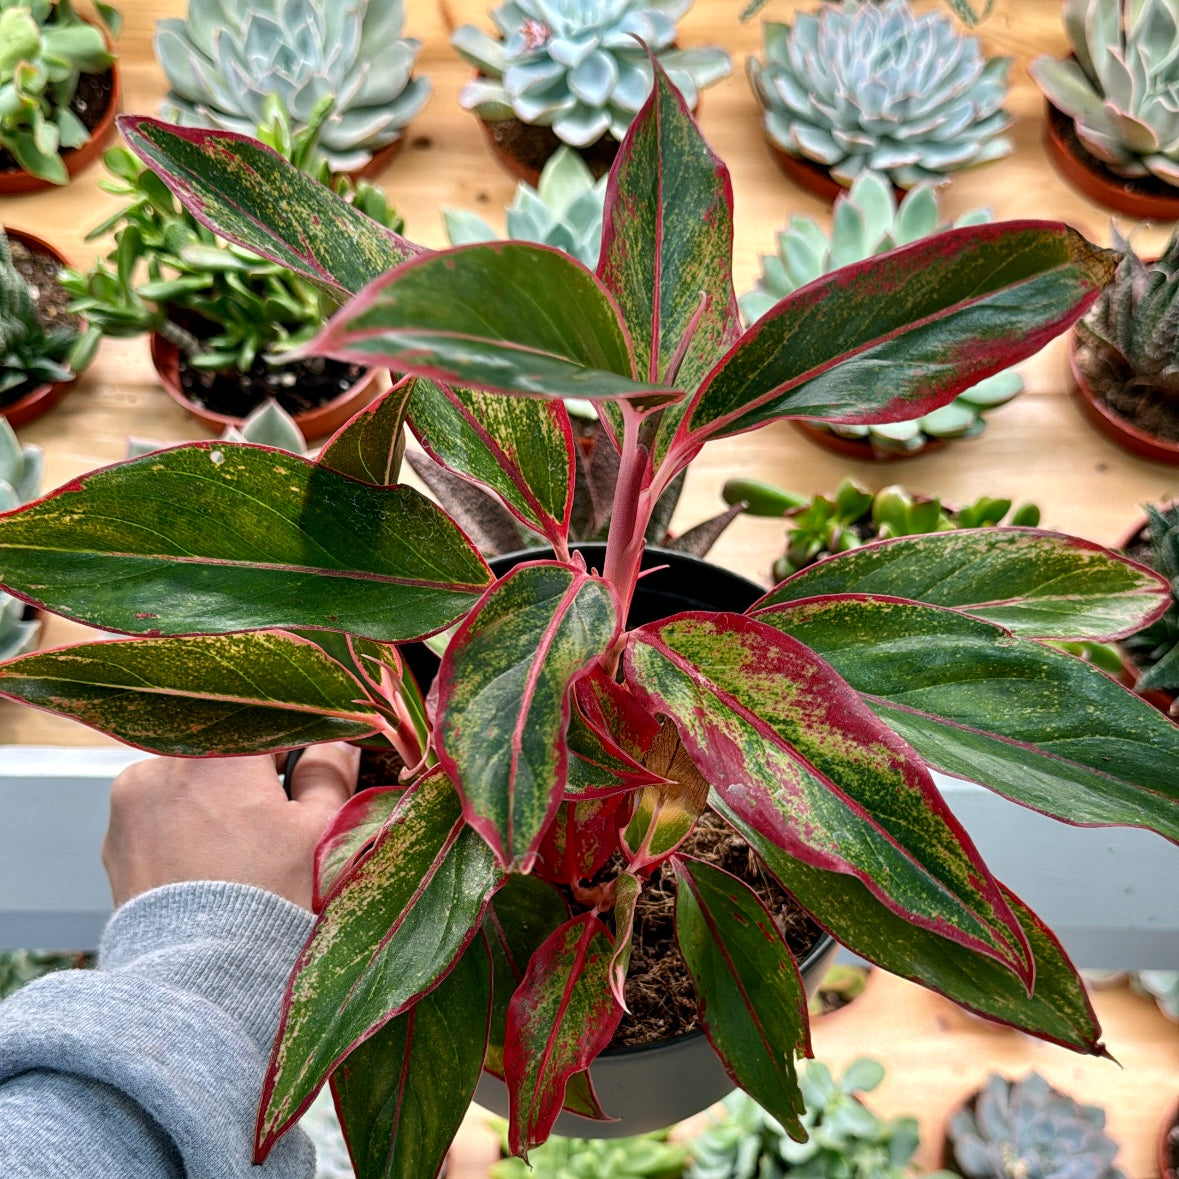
[0,881,319,1179]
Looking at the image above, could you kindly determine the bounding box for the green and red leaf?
[0,444,490,641]
[436,562,620,871]
[624,612,1032,983]
[331,933,493,1179]
[757,595,1179,844]
[256,767,504,1158]
[119,116,419,297]
[318,378,414,486]
[314,786,402,911]
[755,529,1169,640]
[503,912,624,1156]
[565,680,665,799]
[308,242,679,409]
[408,378,574,547]
[607,872,641,1011]
[0,631,380,755]
[536,796,628,886]
[673,856,810,1140]
[713,799,1106,1055]
[672,223,1117,455]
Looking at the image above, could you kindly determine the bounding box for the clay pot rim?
[763,136,915,206]
[1043,100,1179,221]
[0,227,79,428]
[148,329,382,442]
[0,56,122,196]
[1067,331,1179,465]
[791,418,947,463]
[342,133,406,184]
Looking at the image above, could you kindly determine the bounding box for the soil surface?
[0,69,114,175]
[1076,332,1179,444]
[485,115,619,180]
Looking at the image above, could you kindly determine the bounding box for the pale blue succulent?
[443,146,606,269]
[452,0,730,148]
[748,0,1012,189]
[127,398,310,459]
[741,171,1023,455]
[1031,0,1179,187]
[0,415,41,659]
[155,0,431,174]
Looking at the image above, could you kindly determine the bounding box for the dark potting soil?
[357,747,406,793]
[485,116,619,180]
[0,69,114,175]
[0,238,82,409]
[177,348,366,420]
[1076,333,1179,444]
[612,811,825,1048]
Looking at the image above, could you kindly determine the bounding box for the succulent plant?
[1031,0,1179,188]
[1121,501,1179,700]
[127,397,310,459]
[452,0,730,149]
[0,0,118,184]
[154,0,430,175]
[444,146,607,270]
[0,414,41,659]
[748,0,1012,190]
[724,475,1040,580]
[489,1120,688,1179]
[689,1059,955,1179]
[740,0,994,24]
[1131,968,1179,1019]
[947,1072,1126,1179]
[741,171,1021,454]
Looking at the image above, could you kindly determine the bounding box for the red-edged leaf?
[671,223,1116,456]
[436,562,620,871]
[318,377,414,486]
[535,796,628,887]
[623,612,1033,985]
[574,664,663,756]
[408,377,575,548]
[565,682,666,799]
[255,767,504,1159]
[331,933,492,1179]
[313,786,402,911]
[713,799,1107,1056]
[673,856,810,1140]
[608,872,641,1011]
[504,912,624,1156]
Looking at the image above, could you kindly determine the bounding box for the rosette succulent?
[452,0,730,148]
[1031,0,1179,187]
[748,0,1013,189]
[154,0,430,174]
[741,172,1023,455]
[0,415,40,659]
[946,1073,1125,1179]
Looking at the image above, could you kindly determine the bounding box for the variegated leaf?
[318,378,414,486]
[608,872,641,1011]
[535,797,628,886]
[313,785,402,911]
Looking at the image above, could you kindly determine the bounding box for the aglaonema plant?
[0,59,1176,1179]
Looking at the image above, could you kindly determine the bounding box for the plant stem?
[602,403,654,622]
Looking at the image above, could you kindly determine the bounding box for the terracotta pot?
[1043,101,1179,222]
[0,228,79,428]
[791,419,947,463]
[763,137,908,206]
[1160,1095,1179,1179]
[345,134,406,183]
[149,331,382,441]
[0,63,121,196]
[1068,333,1179,465]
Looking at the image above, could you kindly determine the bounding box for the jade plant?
[748,0,1012,190]
[0,60,1176,1179]
[1030,0,1179,189]
[155,0,430,175]
[452,0,730,150]
[0,0,119,184]
[741,172,1023,455]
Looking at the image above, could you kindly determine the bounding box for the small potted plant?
[741,172,1024,458]
[0,416,41,659]
[1069,226,1179,464]
[1030,0,1179,221]
[59,97,402,439]
[1118,502,1178,715]
[1,61,1177,1178]
[154,0,429,180]
[451,0,730,184]
[0,0,121,193]
[943,1072,1126,1178]
[747,0,1012,201]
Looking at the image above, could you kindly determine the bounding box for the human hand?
[103,744,360,910]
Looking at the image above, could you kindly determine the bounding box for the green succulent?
[689,1058,955,1179]
[741,171,1021,454]
[155,0,429,175]
[946,1072,1125,1179]
[1122,501,1179,698]
[723,476,1040,580]
[60,95,404,376]
[1031,0,1179,188]
[452,0,730,149]
[0,414,41,659]
[741,0,995,23]
[488,1120,688,1179]
[748,0,1012,190]
[0,229,86,400]
[0,0,118,184]
[444,146,607,270]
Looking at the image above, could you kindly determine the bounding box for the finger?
[286,742,361,812]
